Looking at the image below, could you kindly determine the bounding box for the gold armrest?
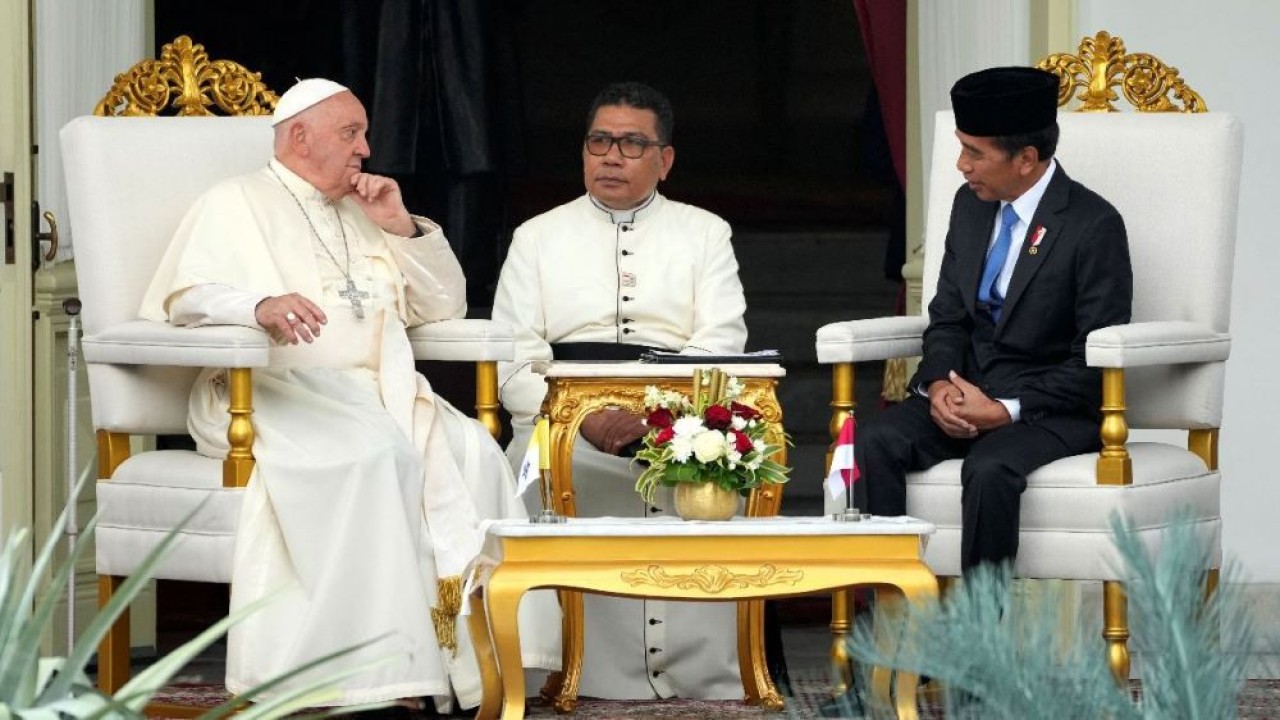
[95,367,256,488]
[223,367,255,487]
[1097,367,1132,485]
[475,360,501,440]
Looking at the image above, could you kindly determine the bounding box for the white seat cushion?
[907,442,1221,579]
[95,450,244,583]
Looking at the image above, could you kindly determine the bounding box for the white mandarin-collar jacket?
[493,192,748,423]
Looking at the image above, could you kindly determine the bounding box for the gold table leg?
[863,572,937,720]
[467,590,502,720]
[554,590,584,713]
[486,573,530,720]
[736,599,783,709]
[887,573,937,720]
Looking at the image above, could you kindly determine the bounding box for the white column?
[917,0,1031,231]
[35,0,147,263]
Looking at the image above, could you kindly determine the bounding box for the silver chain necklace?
[269,164,370,319]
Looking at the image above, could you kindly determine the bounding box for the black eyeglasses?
[584,133,668,159]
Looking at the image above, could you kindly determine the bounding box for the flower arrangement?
[634,368,790,504]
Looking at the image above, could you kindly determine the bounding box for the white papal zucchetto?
[271,78,350,126]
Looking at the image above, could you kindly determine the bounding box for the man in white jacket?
[492,82,749,699]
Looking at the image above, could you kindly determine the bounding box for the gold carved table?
[535,361,788,709]
[466,516,938,720]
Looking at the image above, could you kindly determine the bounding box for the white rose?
[692,430,727,463]
[731,415,748,431]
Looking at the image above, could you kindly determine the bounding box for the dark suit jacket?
[912,164,1132,423]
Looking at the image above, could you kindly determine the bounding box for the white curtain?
[36,0,146,263]
[917,0,1031,214]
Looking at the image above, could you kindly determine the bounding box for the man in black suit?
[857,67,1133,571]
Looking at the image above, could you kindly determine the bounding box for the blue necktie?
[978,204,1019,322]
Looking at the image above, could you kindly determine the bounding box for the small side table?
[467,516,937,720]
[534,361,788,709]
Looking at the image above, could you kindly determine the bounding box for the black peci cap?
[951,67,1059,137]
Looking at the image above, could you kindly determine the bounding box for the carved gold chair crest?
[1038,30,1206,113]
[94,35,278,117]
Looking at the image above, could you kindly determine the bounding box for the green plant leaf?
[0,527,33,689]
[40,502,205,702]
[3,513,99,707]
[840,511,1253,719]
[0,497,79,698]
[110,593,277,713]
[199,635,393,720]
[1,473,90,661]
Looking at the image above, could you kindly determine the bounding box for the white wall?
[1076,1,1280,581]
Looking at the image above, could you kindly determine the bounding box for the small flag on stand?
[514,417,548,498]
[824,416,860,500]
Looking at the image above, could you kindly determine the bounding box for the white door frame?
[0,0,35,550]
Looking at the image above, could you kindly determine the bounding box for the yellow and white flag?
[514,417,548,498]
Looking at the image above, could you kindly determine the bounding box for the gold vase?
[673,482,740,521]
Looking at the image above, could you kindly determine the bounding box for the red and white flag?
[824,416,860,500]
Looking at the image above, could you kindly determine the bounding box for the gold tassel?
[882,358,909,403]
[431,575,464,656]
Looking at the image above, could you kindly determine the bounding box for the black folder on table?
[639,349,783,364]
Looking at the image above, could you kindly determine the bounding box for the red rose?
[704,404,733,430]
[654,427,675,445]
[731,401,761,421]
[647,407,675,429]
[732,430,754,454]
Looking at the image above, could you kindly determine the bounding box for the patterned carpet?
[150,674,1280,718]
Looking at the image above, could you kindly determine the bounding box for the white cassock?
[139,159,560,710]
[491,191,748,699]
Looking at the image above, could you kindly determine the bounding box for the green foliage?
[832,511,1254,719]
[0,477,396,719]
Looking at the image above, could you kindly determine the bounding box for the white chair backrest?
[61,116,274,433]
[923,111,1244,429]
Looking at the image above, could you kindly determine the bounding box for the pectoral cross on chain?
[338,279,371,319]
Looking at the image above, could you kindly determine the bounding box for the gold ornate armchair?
[815,31,1239,681]
[61,36,514,700]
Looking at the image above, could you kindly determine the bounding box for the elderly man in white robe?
[139,79,559,713]
[492,82,751,700]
